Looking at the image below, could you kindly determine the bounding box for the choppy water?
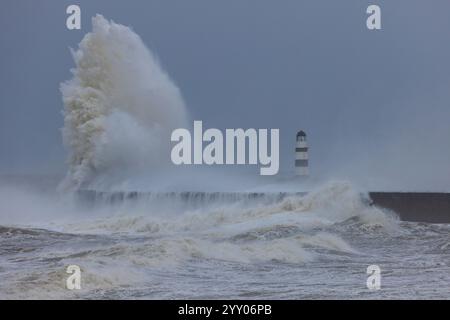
[0,181,449,299]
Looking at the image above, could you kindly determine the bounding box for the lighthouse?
[295,130,309,176]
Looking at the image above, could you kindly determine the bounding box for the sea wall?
[369,192,450,223]
[75,190,450,223]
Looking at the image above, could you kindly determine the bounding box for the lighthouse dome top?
[296,130,306,138]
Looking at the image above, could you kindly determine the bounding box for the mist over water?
[1,178,449,299]
[60,15,188,190]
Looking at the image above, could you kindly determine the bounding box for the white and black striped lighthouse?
[295,130,309,176]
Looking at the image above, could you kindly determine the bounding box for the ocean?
[0,179,449,299]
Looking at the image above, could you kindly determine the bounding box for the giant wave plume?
[60,15,188,190]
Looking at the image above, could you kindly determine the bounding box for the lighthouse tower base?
[295,167,309,176]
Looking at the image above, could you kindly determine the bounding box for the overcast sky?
[1,0,450,190]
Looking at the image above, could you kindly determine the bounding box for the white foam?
[60,15,187,190]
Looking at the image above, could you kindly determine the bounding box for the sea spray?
[60,15,188,190]
[47,181,400,276]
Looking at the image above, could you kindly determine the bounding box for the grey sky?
[1,0,450,190]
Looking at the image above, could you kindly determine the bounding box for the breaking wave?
[71,181,398,233]
[60,15,188,190]
[3,181,433,300]
[56,181,399,267]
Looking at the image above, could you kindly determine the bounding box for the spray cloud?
[61,15,188,190]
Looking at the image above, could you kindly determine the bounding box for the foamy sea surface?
[0,181,449,299]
